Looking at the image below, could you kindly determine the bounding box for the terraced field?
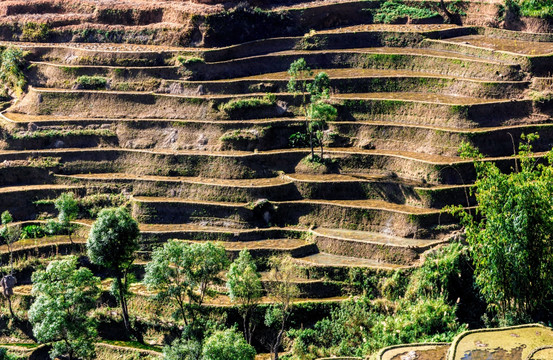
[3,17,553,283]
[1,1,553,328]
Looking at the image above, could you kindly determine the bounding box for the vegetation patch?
[374,0,440,24]
[219,94,276,115]
[20,22,51,42]
[75,76,108,90]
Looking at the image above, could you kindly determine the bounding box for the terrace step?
[311,227,447,264]
[30,62,530,99]
[190,47,522,81]
[177,238,318,259]
[131,196,454,238]
[294,252,410,270]
[13,87,530,128]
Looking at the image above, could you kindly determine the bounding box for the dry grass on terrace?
[332,92,506,104]
[0,41,188,52]
[314,227,441,247]
[446,35,553,55]
[272,47,512,64]
[61,173,289,187]
[316,24,460,34]
[296,252,408,269]
[182,238,310,251]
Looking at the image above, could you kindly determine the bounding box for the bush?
[20,22,50,42]
[177,56,205,65]
[21,225,47,239]
[374,0,439,23]
[219,94,276,114]
[0,47,27,96]
[75,76,108,90]
[520,0,553,18]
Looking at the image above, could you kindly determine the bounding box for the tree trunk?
[7,296,14,318]
[309,128,314,160]
[116,275,130,333]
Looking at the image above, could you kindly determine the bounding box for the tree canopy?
[29,256,100,360]
[452,134,553,322]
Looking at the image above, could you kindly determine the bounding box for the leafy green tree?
[55,192,79,243]
[0,47,26,97]
[87,207,139,332]
[202,329,256,360]
[288,60,336,161]
[144,241,228,326]
[264,256,301,360]
[451,133,553,323]
[226,249,263,344]
[29,256,100,360]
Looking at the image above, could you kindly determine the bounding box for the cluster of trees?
[1,204,300,360]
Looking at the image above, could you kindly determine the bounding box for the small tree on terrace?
[202,328,256,360]
[264,256,301,360]
[287,59,337,161]
[226,249,263,344]
[87,207,139,333]
[29,256,100,360]
[144,241,228,327]
[54,192,79,244]
[450,133,553,324]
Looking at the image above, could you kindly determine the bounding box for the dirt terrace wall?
[188,52,522,81]
[313,234,420,265]
[29,61,529,99]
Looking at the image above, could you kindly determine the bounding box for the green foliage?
[75,75,108,90]
[144,241,228,325]
[219,94,276,114]
[289,244,468,359]
[375,0,440,23]
[404,243,466,300]
[0,348,19,360]
[55,192,79,228]
[449,134,553,323]
[87,207,139,330]
[226,249,262,343]
[20,225,47,239]
[177,56,205,66]
[20,22,51,42]
[163,338,202,360]
[0,47,26,97]
[29,256,100,360]
[519,0,553,18]
[87,207,139,274]
[202,329,256,360]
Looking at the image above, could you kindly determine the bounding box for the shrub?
[75,76,108,90]
[375,0,440,23]
[0,47,27,96]
[177,56,205,66]
[520,0,553,18]
[219,94,276,114]
[20,22,51,42]
[21,225,47,239]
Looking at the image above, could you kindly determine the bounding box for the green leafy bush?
[219,94,276,114]
[0,47,27,97]
[520,0,553,18]
[75,76,108,90]
[21,225,47,239]
[20,22,51,42]
[177,56,205,66]
[375,0,439,23]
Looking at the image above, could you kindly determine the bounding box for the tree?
[451,134,553,323]
[202,329,256,360]
[144,241,228,327]
[0,211,20,318]
[288,61,336,161]
[264,256,301,360]
[226,249,263,344]
[87,207,139,332]
[54,192,79,244]
[29,256,100,360]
